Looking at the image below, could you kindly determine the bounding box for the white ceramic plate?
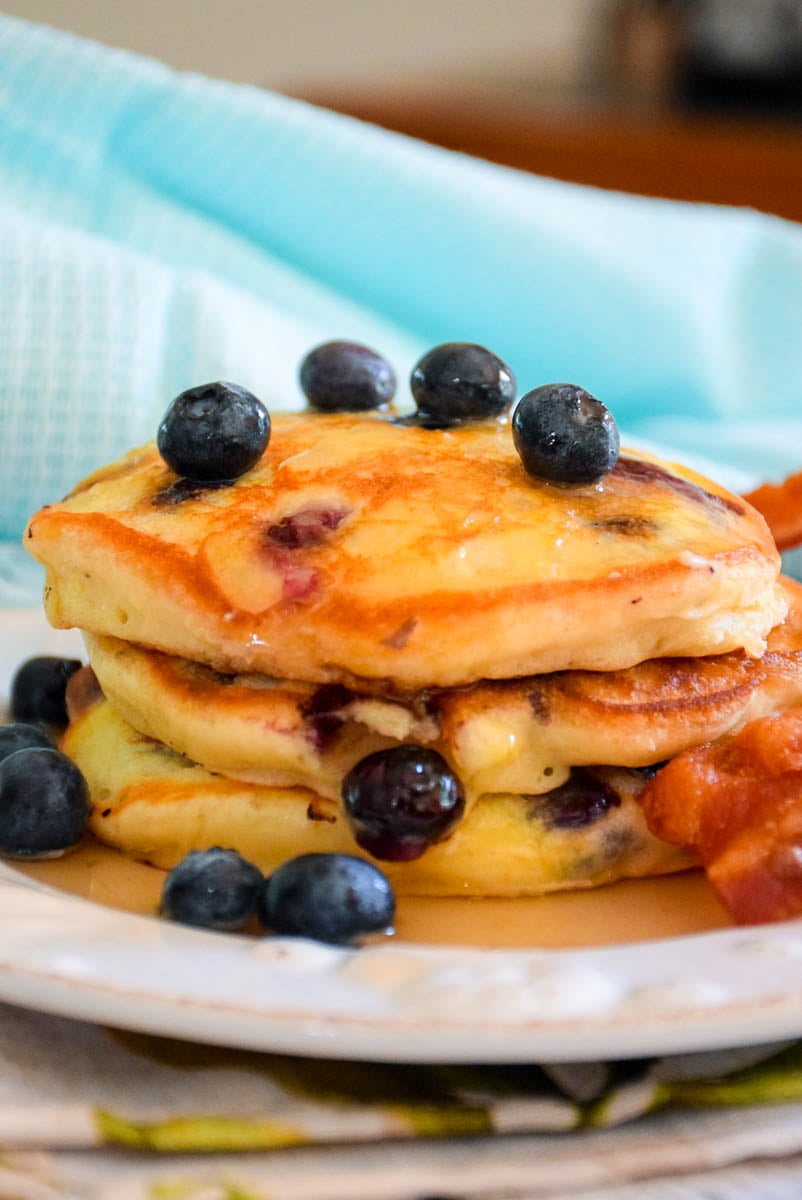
[2,609,802,1064]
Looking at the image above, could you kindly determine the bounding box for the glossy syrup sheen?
[51,415,760,592]
[16,839,731,949]
[27,413,783,689]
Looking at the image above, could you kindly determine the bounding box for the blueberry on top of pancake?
[512,383,619,484]
[157,381,270,482]
[410,342,515,426]
[300,341,396,414]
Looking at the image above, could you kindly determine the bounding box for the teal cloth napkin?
[2,14,802,604]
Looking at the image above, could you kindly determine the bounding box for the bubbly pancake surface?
[28,413,784,687]
[84,577,802,800]
[65,699,689,897]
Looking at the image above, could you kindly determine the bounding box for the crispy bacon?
[676,473,802,919]
[745,471,802,552]
[640,709,802,924]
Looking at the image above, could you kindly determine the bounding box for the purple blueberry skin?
[410,342,516,426]
[512,383,620,485]
[535,770,621,831]
[342,746,465,862]
[161,847,264,932]
[10,657,82,728]
[0,748,91,859]
[157,381,270,482]
[0,723,55,765]
[261,853,395,944]
[299,342,396,413]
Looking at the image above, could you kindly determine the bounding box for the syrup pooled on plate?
[15,839,731,949]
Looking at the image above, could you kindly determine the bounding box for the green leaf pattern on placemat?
[82,1033,802,1152]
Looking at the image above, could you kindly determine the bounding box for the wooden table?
[300,88,802,224]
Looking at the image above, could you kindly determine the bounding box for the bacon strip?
[640,708,802,924]
[745,471,802,552]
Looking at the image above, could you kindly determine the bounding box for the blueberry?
[512,383,620,485]
[342,746,465,862]
[261,853,395,944]
[0,748,90,858]
[0,724,55,765]
[10,656,82,727]
[410,342,515,426]
[299,341,396,413]
[161,847,263,931]
[534,769,621,831]
[157,382,270,482]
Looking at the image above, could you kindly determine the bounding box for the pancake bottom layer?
[64,699,691,897]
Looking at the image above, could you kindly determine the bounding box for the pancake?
[84,631,438,800]
[83,576,802,801]
[65,698,690,897]
[26,413,784,690]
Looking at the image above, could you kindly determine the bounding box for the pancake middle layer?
[82,578,802,801]
[26,413,784,688]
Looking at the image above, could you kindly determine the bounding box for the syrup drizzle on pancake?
[151,478,235,507]
[613,457,746,518]
[28,416,784,688]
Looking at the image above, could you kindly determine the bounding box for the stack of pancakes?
[24,412,802,895]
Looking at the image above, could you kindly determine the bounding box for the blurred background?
[3,0,801,221]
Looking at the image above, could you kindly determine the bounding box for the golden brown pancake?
[83,576,802,800]
[26,413,784,690]
[65,699,690,897]
[83,631,437,799]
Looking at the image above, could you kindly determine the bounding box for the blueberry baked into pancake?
[22,342,802,916]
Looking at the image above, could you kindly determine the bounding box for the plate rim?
[2,861,802,1063]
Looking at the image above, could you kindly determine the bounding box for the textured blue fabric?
[1,14,801,602]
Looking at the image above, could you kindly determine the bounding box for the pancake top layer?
[26,412,784,688]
